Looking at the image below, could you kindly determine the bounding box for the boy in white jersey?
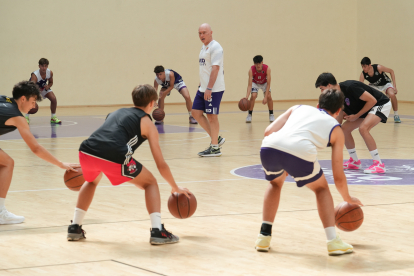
[255,89,362,256]
[191,23,226,157]
[27,58,61,124]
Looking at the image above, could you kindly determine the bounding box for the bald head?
[198,23,213,45]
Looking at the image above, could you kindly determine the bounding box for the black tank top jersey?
[362,64,391,86]
[339,80,390,117]
[0,96,23,136]
[79,107,151,164]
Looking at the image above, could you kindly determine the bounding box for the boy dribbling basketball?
[255,89,362,256]
[67,84,191,244]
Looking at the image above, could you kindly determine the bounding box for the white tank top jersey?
[261,105,340,162]
[155,69,172,86]
[31,69,51,89]
[198,40,225,93]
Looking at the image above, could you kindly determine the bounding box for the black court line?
[111,260,167,276]
[0,259,111,271]
[1,201,413,233]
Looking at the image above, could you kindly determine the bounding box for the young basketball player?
[245,55,274,123]
[191,23,226,157]
[256,89,363,256]
[0,81,79,225]
[153,66,197,124]
[67,84,191,244]
[27,58,61,124]
[360,57,401,123]
[315,73,391,174]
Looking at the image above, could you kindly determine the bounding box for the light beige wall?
[0,0,358,107]
[357,0,414,102]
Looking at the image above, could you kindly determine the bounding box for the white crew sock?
[370,149,381,163]
[189,112,192,117]
[263,221,273,225]
[211,144,219,149]
[150,212,162,230]
[72,208,86,225]
[347,148,359,161]
[26,114,29,117]
[394,111,398,116]
[52,113,56,117]
[0,198,5,209]
[325,226,337,241]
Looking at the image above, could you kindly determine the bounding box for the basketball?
[152,108,165,121]
[168,192,197,219]
[334,202,364,232]
[64,168,85,191]
[28,103,38,114]
[238,98,249,111]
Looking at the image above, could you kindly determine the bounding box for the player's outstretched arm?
[263,105,297,136]
[10,116,79,171]
[330,126,363,206]
[359,72,365,83]
[378,65,397,93]
[246,69,253,99]
[141,116,191,197]
[45,71,53,90]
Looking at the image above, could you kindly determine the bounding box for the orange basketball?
[168,192,197,219]
[152,108,165,121]
[64,168,85,191]
[238,98,249,111]
[334,202,364,232]
[28,103,39,114]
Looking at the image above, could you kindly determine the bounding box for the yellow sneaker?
[255,234,271,252]
[327,235,353,256]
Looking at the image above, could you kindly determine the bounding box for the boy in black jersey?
[315,73,392,174]
[68,84,191,245]
[0,81,79,225]
[360,57,400,123]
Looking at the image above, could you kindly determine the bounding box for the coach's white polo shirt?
[199,40,225,93]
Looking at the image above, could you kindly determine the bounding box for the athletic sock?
[211,144,219,149]
[150,212,162,230]
[72,208,86,225]
[347,148,359,161]
[52,113,56,117]
[0,198,5,209]
[370,149,381,163]
[394,111,399,116]
[248,110,253,115]
[26,114,29,117]
[324,226,336,241]
[260,221,273,236]
[269,110,273,115]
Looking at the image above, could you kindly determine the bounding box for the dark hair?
[253,55,263,64]
[319,89,344,114]
[12,81,42,102]
[132,84,158,107]
[154,66,165,74]
[360,57,371,66]
[315,72,337,88]
[39,58,49,65]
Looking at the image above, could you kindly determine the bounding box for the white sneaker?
[246,114,252,123]
[0,208,25,224]
[269,114,275,122]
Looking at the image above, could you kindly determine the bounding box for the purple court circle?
[231,159,414,185]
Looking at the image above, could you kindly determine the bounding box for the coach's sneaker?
[198,146,222,157]
[0,208,25,224]
[218,135,226,147]
[246,114,252,123]
[67,223,86,241]
[364,160,386,174]
[24,115,30,124]
[327,235,353,256]
[269,114,275,122]
[189,116,198,124]
[150,224,179,245]
[50,116,62,124]
[343,157,361,170]
[394,115,401,123]
[255,234,271,252]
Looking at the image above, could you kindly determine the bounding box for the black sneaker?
[198,146,222,157]
[67,223,86,241]
[150,224,179,245]
[218,136,225,147]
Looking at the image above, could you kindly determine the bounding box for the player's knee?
[191,109,201,118]
[5,156,14,168]
[251,93,257,100]
[358,125,369,135]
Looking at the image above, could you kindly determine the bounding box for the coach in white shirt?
[191,23,226,157]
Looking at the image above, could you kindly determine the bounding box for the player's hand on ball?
[60,162,80,172]
[345,196,363,206]
[172,186,192,198]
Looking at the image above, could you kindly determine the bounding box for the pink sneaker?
[343,158,361,170]
[364,160,386,174]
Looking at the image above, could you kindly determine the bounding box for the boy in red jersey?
[244,55,274,123]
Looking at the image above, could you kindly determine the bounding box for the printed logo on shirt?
[5,97,12,103]
[199,58,206,66]
[345,98,350,106]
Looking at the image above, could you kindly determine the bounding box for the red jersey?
[251,64,268,84]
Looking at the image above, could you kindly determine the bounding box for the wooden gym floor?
[0,101,414,275]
